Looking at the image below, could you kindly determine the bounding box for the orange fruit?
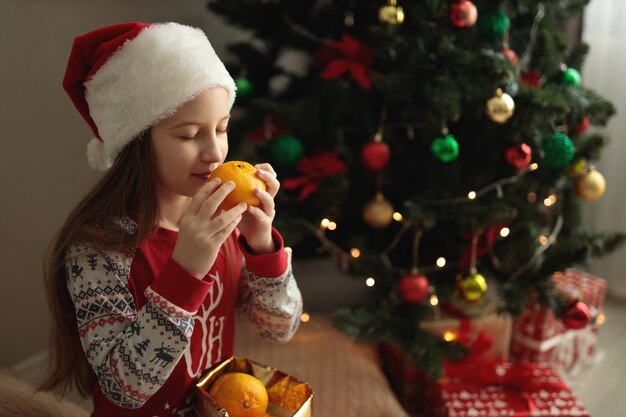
[208,161,267,211]
[209,372,269,417]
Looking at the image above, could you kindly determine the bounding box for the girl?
[40,22,303,417]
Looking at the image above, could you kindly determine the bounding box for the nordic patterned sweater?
[65,217,303,417]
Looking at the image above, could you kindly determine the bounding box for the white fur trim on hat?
[84,23,236,171]
[87,137,114,171]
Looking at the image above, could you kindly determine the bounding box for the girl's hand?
[237,163,280,254]
[172,178,248,278]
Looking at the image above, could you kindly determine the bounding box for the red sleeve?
[238,228,288,278]
[149,257,213,312]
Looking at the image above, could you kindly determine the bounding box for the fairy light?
[436,257,446,267]
[430,294,439,306]
[530,163,539,171]
[320,218,330,228]
[538,234,549,245]
[327,221,337,231]
[300,312,310,323]
[443,331,457,342]
[499,227,510,237]
[365,277,376,287]
[284,246,292,253]
[392,212,403,221]
[544,194,557,207]
[468,191,477,200]
[528,192,537,203]
[350,248,361,258]
[596,312,606,325]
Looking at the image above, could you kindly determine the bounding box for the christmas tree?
[208,0,624,376]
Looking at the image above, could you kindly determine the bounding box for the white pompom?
[86,137,113,171]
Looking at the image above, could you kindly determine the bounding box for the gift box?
[195,356,313,417]
[510,268,606,377]
[424,361,590,417]
[379,297,512,414]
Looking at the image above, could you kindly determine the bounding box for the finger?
[187,178,222,215]
[197,181,236,218]
[247,204,274,221]
[256,170,280,198]
[212,212,243,244]
[253,188,275,214]
[207,202,248,235]
[255,163,277,177]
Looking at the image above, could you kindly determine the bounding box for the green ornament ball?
[235,76,254,100]
[561,68,581,87]
[542,132,575,169]
[269,134,305,166]
[431,134,459,163]
[477,8,510,40]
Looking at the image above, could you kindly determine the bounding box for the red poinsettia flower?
[282,150,348,201]
[458,225,504,268]
[314,34,374,90]
[245,115,287,143]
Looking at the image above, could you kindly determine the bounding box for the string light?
[443,331,457,342]
[436,257,446,267]
[350,248,361,258]
[320,218,330,228]
[300,312,310,323]
[468,191,477,200]
[285,246,293,253]
[543,194,557,207]
[327,221,337,231]
[538,234,549,245]
[596,312,606,325]
[365,277,376,287]
[530,163,539,171]
[392,212,403,221]
[499,227,510,237]
[430,294,439,306]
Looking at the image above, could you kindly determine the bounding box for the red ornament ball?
[450,0,478,28]
[397,273,430,304]
[561,301,591,330]
[504,143,532,171]
[502,47,519,65]
[572,116,591,135]
[361,140,391,171]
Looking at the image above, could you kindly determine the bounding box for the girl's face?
[151,87,231,199]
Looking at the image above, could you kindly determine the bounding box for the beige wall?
[0,0,246,366]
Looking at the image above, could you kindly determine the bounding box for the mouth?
[192,172,212,181]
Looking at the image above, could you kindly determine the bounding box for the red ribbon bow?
[282,150,348,201]
[315,34,374,90]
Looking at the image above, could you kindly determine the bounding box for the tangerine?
[208,372,269,417]
[208,161,267,211]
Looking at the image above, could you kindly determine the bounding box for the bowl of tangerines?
[195,357,313,417]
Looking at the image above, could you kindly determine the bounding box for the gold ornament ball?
[574,168,606,201]
[362,195,394,229]
[378,1,405,25]
[486,88,515,124]
[564,158,587,178]
[459,273,488,302]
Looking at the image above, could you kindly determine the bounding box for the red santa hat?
[63,22,236,171]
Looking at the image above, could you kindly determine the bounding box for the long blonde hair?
[40,131,159,396]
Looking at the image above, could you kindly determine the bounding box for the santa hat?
[63,22,236,171]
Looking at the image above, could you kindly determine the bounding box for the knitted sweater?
[65,217,302,417]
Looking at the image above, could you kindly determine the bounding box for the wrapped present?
[379,297,512,413]
[424,360,590,417]
[195,356,313,417]
[510,268,606,377]
[421,299,513,361]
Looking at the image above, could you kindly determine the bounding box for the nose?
[199,136,224,163]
